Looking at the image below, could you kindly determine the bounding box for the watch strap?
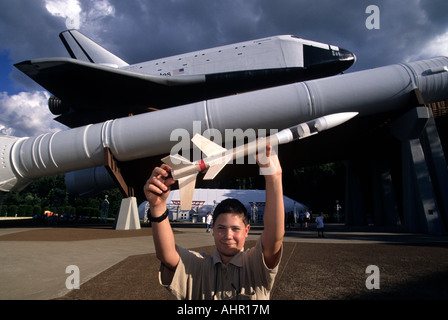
[149,209,169,223]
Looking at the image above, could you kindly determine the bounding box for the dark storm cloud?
[2,0,448,76]
[87,0,448,71]
[0,0,68,91]
[0,1,64,59]
[103,0,267,62]
[0,0,447,137]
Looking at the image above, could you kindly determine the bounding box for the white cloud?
[44,0,115,30]
[426,30,448,57]
[0,91,67,137]
[87,0,115,19]
[405,29,448,62]
[45,0,82,29]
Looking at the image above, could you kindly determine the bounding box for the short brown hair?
[213,198,250,226]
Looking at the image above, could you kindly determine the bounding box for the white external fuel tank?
[1,57,447,192]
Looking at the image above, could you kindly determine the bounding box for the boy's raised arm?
[257,145,285,269]
[144,164,179,271]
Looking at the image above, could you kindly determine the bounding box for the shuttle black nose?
[339,48,356,67]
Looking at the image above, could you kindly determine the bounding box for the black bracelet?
[149,209,169,223]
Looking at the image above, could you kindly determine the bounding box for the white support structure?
[115,197,141,230]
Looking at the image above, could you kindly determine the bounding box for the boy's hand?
[144,164,176,209]
[256,144,282,177]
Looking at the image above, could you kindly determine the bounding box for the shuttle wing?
[14,58,206,127]
[15,58,205,103]
[15,58,205,87]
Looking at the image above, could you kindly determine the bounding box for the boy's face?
[213,213,250,262]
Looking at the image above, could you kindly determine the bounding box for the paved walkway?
[1,222,447,300]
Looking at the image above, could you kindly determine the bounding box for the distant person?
[144,145,284,300]
[316,212,325,238]
[101,195,109,223]
[305,210,311,228]
[205,212,213,233]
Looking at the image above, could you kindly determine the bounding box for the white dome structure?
[139,188,307,223]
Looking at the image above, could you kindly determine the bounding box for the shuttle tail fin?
[59,30,129,67]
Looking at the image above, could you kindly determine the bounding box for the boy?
[144,145,284,300]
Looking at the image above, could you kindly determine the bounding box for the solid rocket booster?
[1,57,447,193]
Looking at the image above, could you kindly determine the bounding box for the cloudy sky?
[0,0,447,137]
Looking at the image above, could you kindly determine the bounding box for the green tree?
[1,173,123,222]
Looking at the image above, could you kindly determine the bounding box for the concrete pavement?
[1,222,447,300]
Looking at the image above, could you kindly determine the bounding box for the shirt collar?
[213,248,244,267]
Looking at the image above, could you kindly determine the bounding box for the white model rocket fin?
[161,154,192,168]
[191,134,231,180]
[203,162,228,180]
[203,154,233,180]
[178,173,197,210]
[191,134,227,157]
[161,154,197,210]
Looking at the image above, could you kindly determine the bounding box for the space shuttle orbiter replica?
[15,30,356,128]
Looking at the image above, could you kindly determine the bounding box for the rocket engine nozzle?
[48,95,70,115]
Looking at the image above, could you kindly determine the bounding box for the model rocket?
[162,112,358,210]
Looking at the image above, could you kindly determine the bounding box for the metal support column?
[390,92,446,234]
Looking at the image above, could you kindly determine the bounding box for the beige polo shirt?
[159,237,282,300]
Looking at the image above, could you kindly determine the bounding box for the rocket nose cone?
[315,112,359,131]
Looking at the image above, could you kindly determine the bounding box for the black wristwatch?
[149,209,169,223]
